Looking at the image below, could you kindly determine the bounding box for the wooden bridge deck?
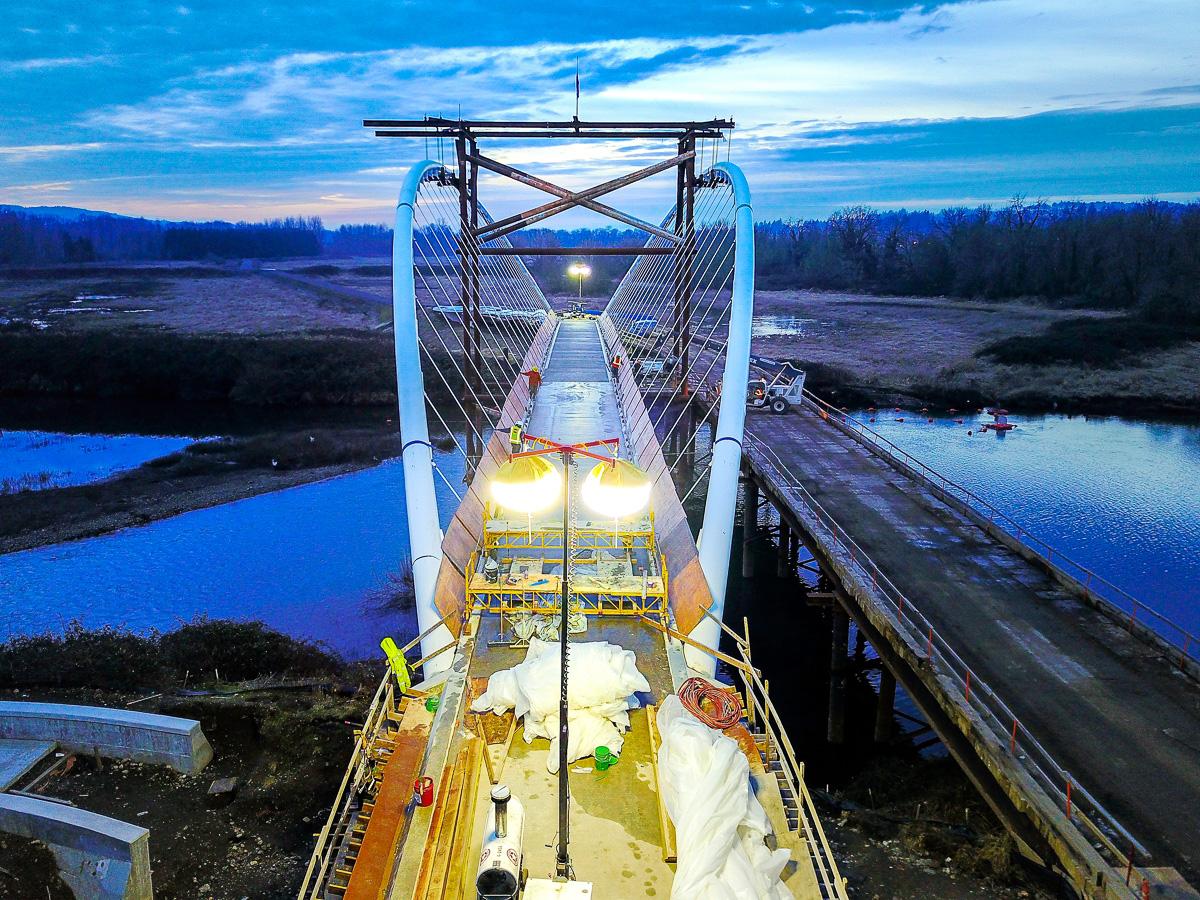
[744,406,1200,888]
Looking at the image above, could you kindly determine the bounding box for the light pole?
[567,262,591,302]
[490,438,650,879]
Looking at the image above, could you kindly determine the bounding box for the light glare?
[581,459,652,518]
[491,456,562,513]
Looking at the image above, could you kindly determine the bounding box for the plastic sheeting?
[471,637,650,773]
[656,696,794,900]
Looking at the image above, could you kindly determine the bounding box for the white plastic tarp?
[471,637,650,773]
[656,695,794,900]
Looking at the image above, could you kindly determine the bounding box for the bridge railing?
[744,433,1151,896]
[798,389,1200,679]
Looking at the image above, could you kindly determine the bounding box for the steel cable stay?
[610,218,735,380]
[599,171,740,462]
[604,177,732,333]
[406,260,548,457]
[407,181,553,433]
[604,185,736,392]
[411,187,549,400]
[413,177,550,364]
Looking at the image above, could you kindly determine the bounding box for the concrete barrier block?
[0,702,212,774]
[0,793,152,900]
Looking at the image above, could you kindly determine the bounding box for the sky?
[2,0,1199,226]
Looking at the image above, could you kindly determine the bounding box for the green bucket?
[425,695,440,713]
[595,745,613,771]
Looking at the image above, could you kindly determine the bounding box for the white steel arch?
[689,161,755,675]
[393,160,455,676]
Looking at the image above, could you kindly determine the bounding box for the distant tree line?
[325,223,393,257]
[5,199,1198,324]
[0,210,326,265]
[756,198,1200,319]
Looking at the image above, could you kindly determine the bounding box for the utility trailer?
[747,355,805,414]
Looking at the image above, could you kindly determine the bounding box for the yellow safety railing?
[296,665,397,900]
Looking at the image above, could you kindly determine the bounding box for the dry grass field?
[0,262,377,334]
[749,290,1200,414]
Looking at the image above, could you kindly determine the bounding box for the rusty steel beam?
[473,151,692,241]
[468,153,688,243]
[374,129,726,139]
[366,117,734,129]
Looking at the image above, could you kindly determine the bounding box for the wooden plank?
[343,702,433,900]
[419,745,468,900]
[446,737,484,900]
[638,614,760,676]
[495,711,519,783]
[645,705,677,864]
[410,759,455,900]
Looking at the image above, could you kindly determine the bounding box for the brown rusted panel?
[433,559,467,633]
[668,556,713,634]
[605,331,715,635]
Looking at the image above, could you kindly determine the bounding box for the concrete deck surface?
[0,737,56,790]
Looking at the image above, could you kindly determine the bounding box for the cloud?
[0,142,105,157]
[2,0,1198,222]
[9,181,72,191]
[0,55,109,72]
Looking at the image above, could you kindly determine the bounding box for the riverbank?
[752,290,1200,418]
[0,426,401,555]
[0,619,375,900]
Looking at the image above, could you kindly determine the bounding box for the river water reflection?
[847,408,1200,636]
[1,430,198,492]
[4,406,1200,662]
[1,454,465,659]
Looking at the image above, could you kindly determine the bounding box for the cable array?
[601,168,740,469]
[406,167,555,469]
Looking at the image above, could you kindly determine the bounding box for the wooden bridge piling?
[742,476,758,579]
[828,606,849,744]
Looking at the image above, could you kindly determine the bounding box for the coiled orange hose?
[678,676,743,729]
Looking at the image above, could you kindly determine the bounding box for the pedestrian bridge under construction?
[296,118,1200,900]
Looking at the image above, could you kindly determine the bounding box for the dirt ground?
[7,685,369,900]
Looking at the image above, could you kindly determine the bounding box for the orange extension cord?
[678,676,743,729]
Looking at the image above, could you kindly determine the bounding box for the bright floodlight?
[491,456,562,513]
[568,263,592,278]
[581,459,652,518]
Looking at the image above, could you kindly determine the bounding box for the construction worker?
[611,355,622,381]
[522,365,542,398]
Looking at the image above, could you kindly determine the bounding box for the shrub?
[159,617,342,683]
[0,622,165,690]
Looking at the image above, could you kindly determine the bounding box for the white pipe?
[394,160,455,675]
[689,162,755,675]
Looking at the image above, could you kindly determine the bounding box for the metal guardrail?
[743,432,1151,896]
[799,389,1200,677]
[297,664,397,900]
[725,630,850,900]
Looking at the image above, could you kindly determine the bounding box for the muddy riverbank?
[0,426,402,555]
[752,290,1200,418]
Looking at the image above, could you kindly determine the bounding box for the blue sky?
[2,0,1198,225]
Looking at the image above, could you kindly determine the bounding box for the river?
[2,406,1198,664]
[846,407,1200,637]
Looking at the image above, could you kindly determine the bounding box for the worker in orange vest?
[611,355,622,381]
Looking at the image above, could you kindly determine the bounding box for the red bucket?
[414,776,434,807]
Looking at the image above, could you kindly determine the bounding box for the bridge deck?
[750,407,1200,883]
[528,318,621,446]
